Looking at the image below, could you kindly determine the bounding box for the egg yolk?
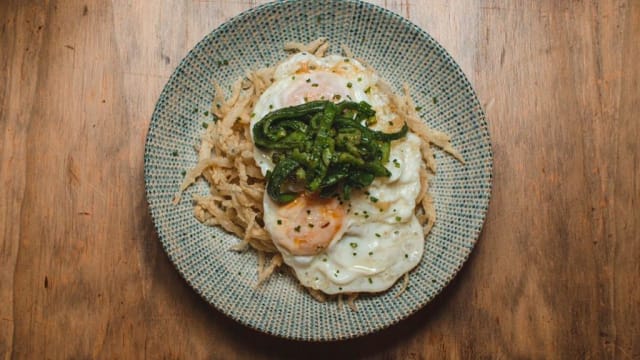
[281,72,352,107]
[270,193,345,256]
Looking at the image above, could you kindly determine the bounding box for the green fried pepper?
[253,100,407,203]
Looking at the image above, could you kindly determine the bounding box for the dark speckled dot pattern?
[144,0,492,341]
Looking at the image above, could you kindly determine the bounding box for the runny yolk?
[271,193,345,256]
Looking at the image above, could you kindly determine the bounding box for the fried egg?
[250,52,425,294]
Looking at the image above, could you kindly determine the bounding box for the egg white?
[251,52,425,294]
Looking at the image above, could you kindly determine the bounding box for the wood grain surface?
[1,0,639,358]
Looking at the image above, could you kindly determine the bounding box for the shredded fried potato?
[174,38,463,308]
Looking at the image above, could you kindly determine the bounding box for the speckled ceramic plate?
[144,0,492,341]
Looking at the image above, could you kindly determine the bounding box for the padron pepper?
[253,100,408,203]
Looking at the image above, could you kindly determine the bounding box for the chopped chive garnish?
[350,242,357,249]
[395,216,402,222]
[415,106,422,111]
[370,196,378,203]
[346,82,353,88]
[375,233,381,237]
[277,219,282,225]
[202,122,208,129]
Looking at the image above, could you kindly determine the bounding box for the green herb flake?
[368,278,373,284]
[395,216,402,222]
[405,253,409,259]
[294,225,301,232]
[308,223,314,228]
[181,170,186,176]
[202,122,208,129]
[192,108,198,114]
[346,82,353,88]
[306,78,311,83]
[368,251,373,256]
[352,252,357,256]
[357,77,362,82]
[364,87,371,94]
[350,242,358,249]
[171,150,178,157]
[370,196,378,203]
[432,96,438,104]
[277,219,282,225]
[375,233,381,237]
[203,111,209,116]
[415,106,422,112]
[311,83,319,87]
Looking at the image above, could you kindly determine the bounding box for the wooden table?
[1,1,638,358]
